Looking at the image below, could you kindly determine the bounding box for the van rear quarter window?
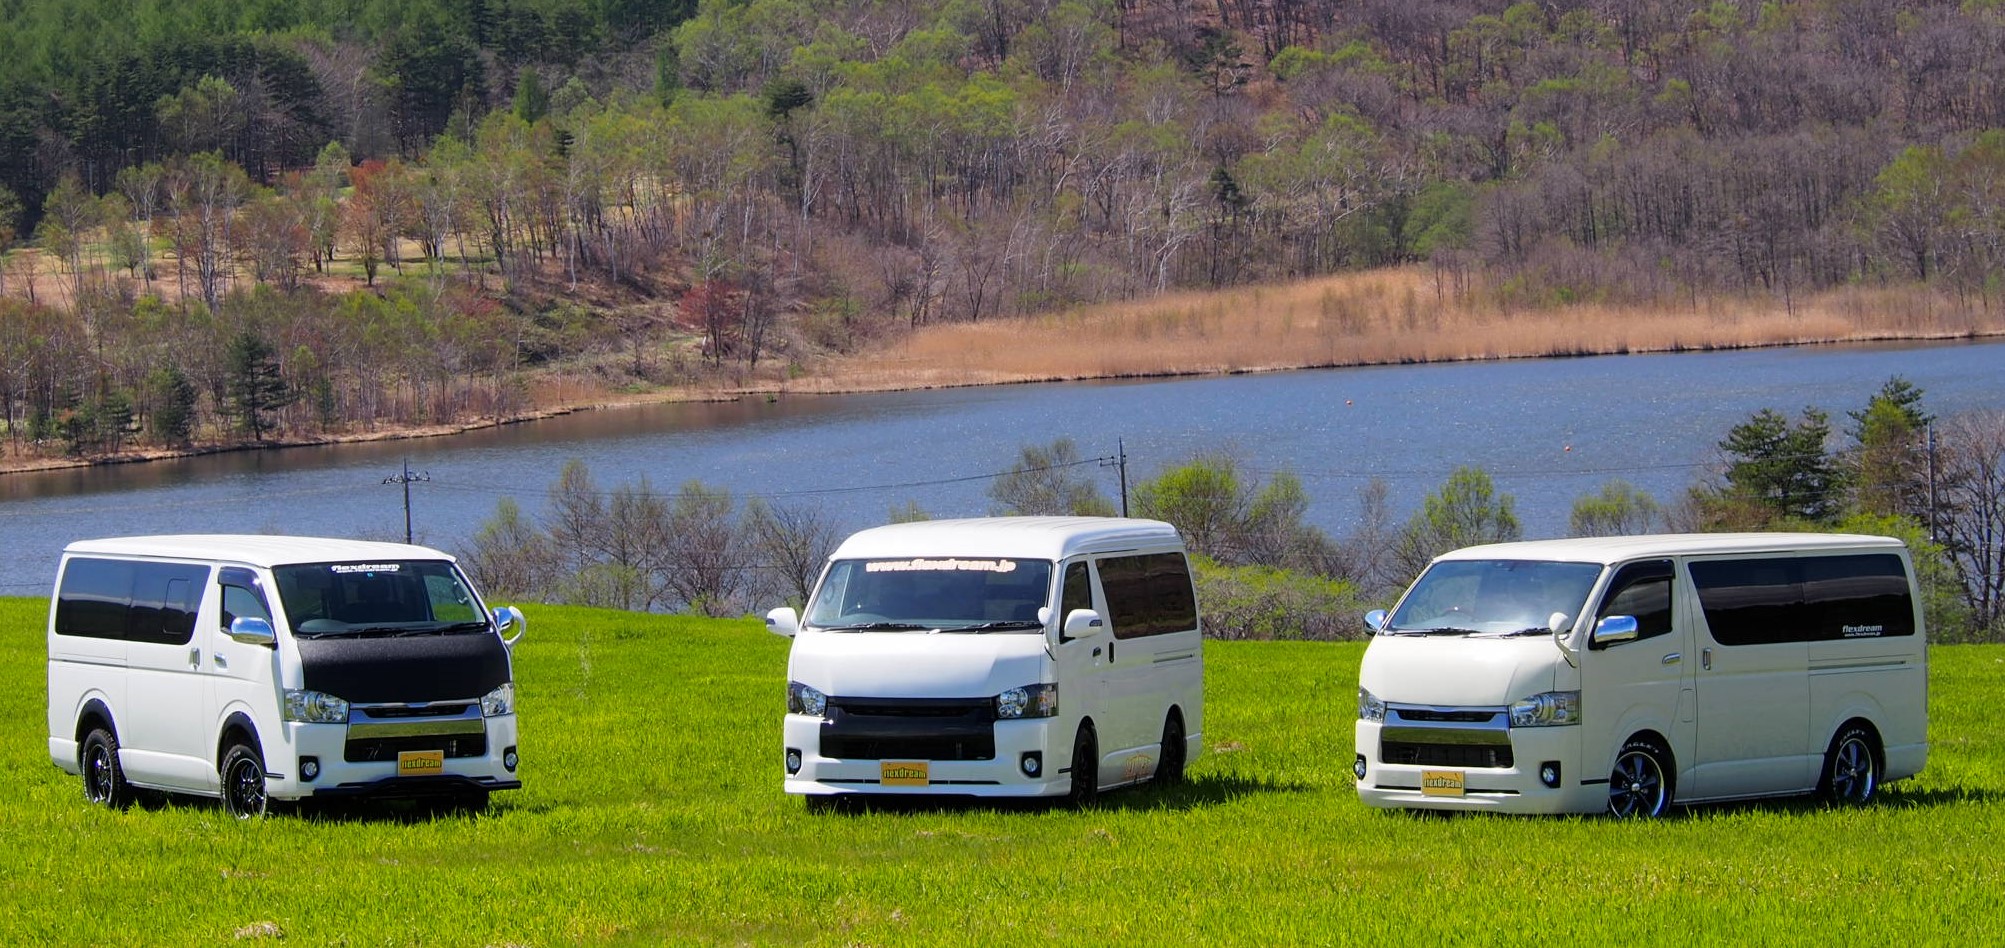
[56,557,206,644]
[1097,552,1197,639]
[1689,553,1914,645]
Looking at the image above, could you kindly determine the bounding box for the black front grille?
[360,703,474,718]
[821,697,996,761]
[820,734,996,761]
[1394,708,1501,724]
[1381,741,1514,769]
[345,734,488,762]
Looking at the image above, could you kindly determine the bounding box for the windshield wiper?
[436,621,492,634]
[941,620,1045,634]
[1388,627,1481,636]
[820,622,931,632]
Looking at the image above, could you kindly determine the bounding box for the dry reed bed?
[790,268,2005,393]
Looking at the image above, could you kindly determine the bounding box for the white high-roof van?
[1355,533,1927,816]
[767,517,1203,804]
[47,535,526,817]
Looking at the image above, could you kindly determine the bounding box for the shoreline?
[6,326,1999,478]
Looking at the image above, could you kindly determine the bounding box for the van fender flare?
[215,710,266,772]
[1593,710,1679,785]
[1819,692,1887,749]
[73,694,119,743]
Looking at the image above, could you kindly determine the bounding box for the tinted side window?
[55,558,207,643]
[219,567,274,629]
[55,557,135,639]
[1097,552,1198,640]
[128,563,207,645]
[1803,554,1914,639]
[1690,554,1915,645]
[1060,561,1093,618]
[1593,560,1673,648]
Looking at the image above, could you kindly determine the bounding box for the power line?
[383,458,431,544]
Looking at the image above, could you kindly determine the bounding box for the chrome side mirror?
[228,616,276,647]
[493,606,526,647]
[1363,609,1389,636]
[766,607,800,638]
[1591,614,1639,647]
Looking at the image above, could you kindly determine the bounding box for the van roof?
[831,517,1183,561]
[62,535,455,568]
[1436,532,1905,567]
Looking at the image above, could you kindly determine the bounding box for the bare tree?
[987,437,1116,516]
[1937,410,2005,637]
[742,498,839,609]
[662,480,745,616]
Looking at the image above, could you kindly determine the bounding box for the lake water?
[2,339,2001,596]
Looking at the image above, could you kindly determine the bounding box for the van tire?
[221,743,268,820]
[1157,714,1187,787]
[1607,737,1673,819]
[1068,723,1098,808]
[1819,724,1879,806]
[81,727,132,810]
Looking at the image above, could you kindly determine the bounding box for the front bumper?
[1354,719,1602,814]
[783,713,1070,798]
[269,711,521,800]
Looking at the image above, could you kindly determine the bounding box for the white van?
[47,535,526,818]
[766,517,1203,804]
[1354,533,1926,816]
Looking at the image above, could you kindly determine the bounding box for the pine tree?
[225,332,292,441]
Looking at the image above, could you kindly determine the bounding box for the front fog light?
[1539,761,1562,788]
[503,746,518,772]
[1353,755,1367,780]
[1020,752,1042,777]
[300,756,320,781]
[785,748,803,774]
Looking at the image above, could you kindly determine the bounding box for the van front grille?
[345,734,488,762]
[820,696,996,761]
[1381,741,1514,769]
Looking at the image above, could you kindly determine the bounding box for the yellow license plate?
[1421,769,1466,797]
[397,749,446,777]
[881,760,929,787]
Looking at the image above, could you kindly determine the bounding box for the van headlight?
[283,689,349,724]
[481,683,515,717]
[1509,691,1582,727]
[996,683,1058,719]
[788,681,827,717]
[1358,688,1385,722]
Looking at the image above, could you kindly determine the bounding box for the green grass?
[4,596,2002,945]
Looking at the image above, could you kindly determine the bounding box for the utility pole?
[383,458,431,544]
[1101,438,1130,517]
[1925,421,1938,543]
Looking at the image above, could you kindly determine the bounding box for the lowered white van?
[767,517,1203,804]
[1355,533,1926,817]
[47,535,526,818]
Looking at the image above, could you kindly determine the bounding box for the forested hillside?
[4,0,2005,461]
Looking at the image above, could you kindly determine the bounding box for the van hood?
[789,630,1047,698]
[1359,635,1563,707]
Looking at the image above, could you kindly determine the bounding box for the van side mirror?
[1591,615,1639,647]
[228,616,276,647]
[1062,609,1104,641]
[1363,609,1389,636]
[767,607,800,638]
[492,606,526,647]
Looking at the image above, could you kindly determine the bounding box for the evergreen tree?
[225,331,292,441]
[1719,407,1842,524]
[148,364,198,446]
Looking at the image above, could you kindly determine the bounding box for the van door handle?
[1701,647,1712,670]
[213,653,229,670]
[1091,646,1102,658]
[1661,652,1681,665]
[188,647,201,669]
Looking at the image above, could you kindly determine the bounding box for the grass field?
[4,596,2002,945]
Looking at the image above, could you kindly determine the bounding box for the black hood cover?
[297,632,511,704]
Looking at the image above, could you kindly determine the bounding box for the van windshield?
[804,558,1055,633]
[1385,559,1604,636]
[272,561,487,637]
